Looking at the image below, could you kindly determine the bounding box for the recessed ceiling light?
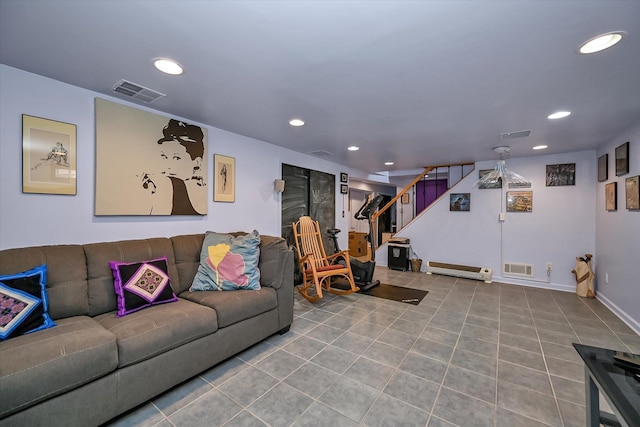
[548,111,571,119]
[348,146,360,151]
[153,58,183,75]
[289,119,305,127]
[533,145,548,150]
[578,32,624,54]
[385,162,394,166]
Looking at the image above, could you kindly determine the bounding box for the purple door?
[415,179,448,214]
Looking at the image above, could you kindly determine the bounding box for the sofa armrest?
[258,235,292,290]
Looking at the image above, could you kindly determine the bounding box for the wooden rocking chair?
[292,216,359,302]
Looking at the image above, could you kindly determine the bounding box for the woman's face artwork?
[158,141,199,181]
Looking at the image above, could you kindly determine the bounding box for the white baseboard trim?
[595,292,640,335]
[492,275,575,293]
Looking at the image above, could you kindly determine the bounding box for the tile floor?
[106,268,640,427]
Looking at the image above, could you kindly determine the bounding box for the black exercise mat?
[359,283,428,305]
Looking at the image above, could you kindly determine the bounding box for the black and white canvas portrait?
[95,98,207,215]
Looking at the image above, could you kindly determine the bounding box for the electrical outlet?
[546,262,552,271]
[499,212,505,222]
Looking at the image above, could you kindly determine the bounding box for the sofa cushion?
[109,257,178,317]
[0,316,117,418]
[171,233,205,294]
[94,298,217,368]
[190,230,261,291]
[0,265,56,340]
[180,287,277,328]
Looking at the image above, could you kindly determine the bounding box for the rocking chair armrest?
[299,253,318,270]
[327,250,350,263]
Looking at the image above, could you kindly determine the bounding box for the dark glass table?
[573,343,640,427]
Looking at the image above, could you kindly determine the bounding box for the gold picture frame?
[214,154,235,202]
[506,191,533,212]
[22,114,77,195]
[625,175,639,210]
[605,182,617,211]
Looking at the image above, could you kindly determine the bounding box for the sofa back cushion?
[0,245,88,319]
[84,238,179,316]
[171,233,205,295]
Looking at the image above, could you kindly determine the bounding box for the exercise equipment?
[328,195,384,291]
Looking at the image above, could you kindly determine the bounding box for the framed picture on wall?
[597,154,608,182]
[401,193,410,204]
[506,191,532,212]
[546,163,575,186]
[95,98,207,215]
[214,154,235,202]
[340,172,348,183]
[450,193,470,211]
[340,184,348,194]
[605,182,617,211]
[478,169,502,189]
[626,175,639,210]
[22,114,77,195]
[615,142,629,176]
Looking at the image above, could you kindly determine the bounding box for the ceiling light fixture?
[578,32,624,54]
[153,58,184,75]
[348,146,360,151]
[385,162,394,166]
[533,145,548,150]
[289,119,305,127]
[548,111,571,119]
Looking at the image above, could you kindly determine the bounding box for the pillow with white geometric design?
[0,264,56,340]
[109,257,177,317]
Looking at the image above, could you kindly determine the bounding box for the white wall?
[0,65,356,250]
[378,151,597,293]
[595,126,640,332]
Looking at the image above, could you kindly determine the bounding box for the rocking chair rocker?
[292,216,359,302]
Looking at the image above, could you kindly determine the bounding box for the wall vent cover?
[503,262,534,277]
[500,130,531,140]
[112,80,166,103]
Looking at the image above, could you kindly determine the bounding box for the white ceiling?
[1,1,639,174]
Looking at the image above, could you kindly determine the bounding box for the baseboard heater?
[426,261,492,283]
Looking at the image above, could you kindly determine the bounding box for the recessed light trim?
[578,32,624,54]
[548,111,571,120]
[533,145,548,150]
[153,58,184,75]
[385,161,394,166]
[289,119,305,127]
[348,146,360,151]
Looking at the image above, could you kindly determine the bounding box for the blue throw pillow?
[0,264,56,340]
[190,230,261,291]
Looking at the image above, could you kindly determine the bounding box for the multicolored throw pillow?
[190,230,261,291]
[109,257,178,317]
[0,264,56,341]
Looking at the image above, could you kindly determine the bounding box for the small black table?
[573,343,640,427]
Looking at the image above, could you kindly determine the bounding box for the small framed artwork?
[506,191,533,212]
[340,184,348,194]
[546,163,575,186]
[450,193,470,211]
[340,172,349,183]
[626,175,639,210]
[605,182,617,211]
[478,169,502,189]
[615,142,629,176]
[597,154,608,182]
[214,154,235,202]
[22,114,77,195]
[401,193,410,204]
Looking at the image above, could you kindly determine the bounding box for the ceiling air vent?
[308,150,333,158]
[112,80,166,103]
[500,130,531,140]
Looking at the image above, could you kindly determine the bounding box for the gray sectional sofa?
[0,232,294,426]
